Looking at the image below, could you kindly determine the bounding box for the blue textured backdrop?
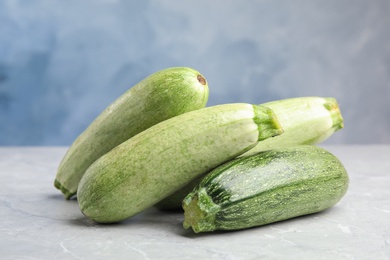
[0,0,389,145]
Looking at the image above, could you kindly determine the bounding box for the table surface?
[0,145,389,260]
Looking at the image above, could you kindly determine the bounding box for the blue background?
[1,0,389,145]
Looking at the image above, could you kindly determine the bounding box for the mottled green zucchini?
[77,103,283,223]
[183,145,349,233]
[55,67,209,199]
[155,96,344,210]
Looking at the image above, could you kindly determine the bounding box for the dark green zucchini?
[183,145,349,233]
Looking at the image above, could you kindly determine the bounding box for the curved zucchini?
[183,145,349,233]
[155,96,344,210]
[55,67,209,199]
[77,103,283,223]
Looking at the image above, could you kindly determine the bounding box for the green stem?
[183,188,220,233]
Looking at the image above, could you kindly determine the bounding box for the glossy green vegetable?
[155,96,344,210]
[183,145,349,233]
[55,67,209,199]
[77,103,283,223]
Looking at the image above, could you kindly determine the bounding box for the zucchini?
[242,97,344,156]
[183,145,349,233]
[55,67,209,199]
[155,96,344,210]
[77,103,283,223]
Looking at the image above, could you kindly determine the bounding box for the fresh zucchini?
[242,97,344,156]
[55,67,209,199]
[155,96,344,210]
[77,103,283,223]
[183,145,349,233]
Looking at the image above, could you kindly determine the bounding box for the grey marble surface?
[0,146,389,260]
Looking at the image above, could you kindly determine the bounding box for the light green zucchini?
[154,96,344,210]
[55,67,209,199]
[183,145,349,233]
[77,103,283,223]
[242,96,344,156]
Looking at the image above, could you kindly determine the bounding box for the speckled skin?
[54,67,209,199]
[183,145,349,233]
[77,103,283,223]
[156,96,344,210]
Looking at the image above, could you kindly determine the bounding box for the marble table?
[0,146,389,259]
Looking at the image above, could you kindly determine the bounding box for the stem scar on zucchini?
[197,75,207,85]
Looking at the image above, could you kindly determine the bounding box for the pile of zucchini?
[54,67,349,233]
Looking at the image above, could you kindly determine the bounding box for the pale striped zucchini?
[242,97,344,156]
[77,103,283,223]
[55,67,209,199]
[155,96,344,210]
[183,145,349,233]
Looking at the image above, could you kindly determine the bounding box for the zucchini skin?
[155,96,344,210]
[183,145,349,233]
[55,67,209,199]
[77,103,283,223]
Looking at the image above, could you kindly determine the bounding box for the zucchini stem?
[183,188,220,233]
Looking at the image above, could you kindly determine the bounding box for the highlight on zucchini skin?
[154,96,344,210]
[54,67,210,199]
[183,145,349,233]
[77,103,283,223]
